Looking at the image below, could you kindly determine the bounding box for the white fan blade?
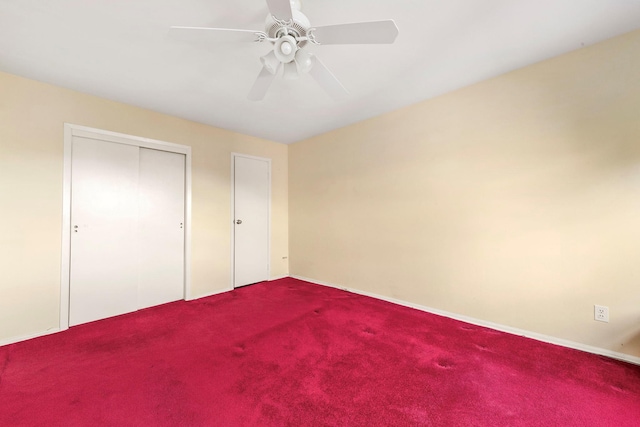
[248,65,279,101]
[169,26,266,43]
[312,20,399,45]
[308,56,348,101]
[265,0,292,21]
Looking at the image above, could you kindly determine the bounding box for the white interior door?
[138,148,185,309]
[234,155,270,287]
[70,137,139,326]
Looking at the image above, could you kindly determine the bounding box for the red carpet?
[1,277,639,426]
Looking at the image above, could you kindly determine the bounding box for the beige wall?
[290,30,640,357]
[0,72,288,343]
[2,30,639,359]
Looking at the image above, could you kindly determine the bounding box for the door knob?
[236,219,242,224]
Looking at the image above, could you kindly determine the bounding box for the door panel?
[69,137,139,326]
[137,148,185,309]
[234,156,270,287]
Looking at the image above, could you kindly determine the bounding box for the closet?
[69,135,185,326]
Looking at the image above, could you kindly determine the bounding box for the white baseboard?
[189,277,287,301]
[187,287,234,301]
[0,327,61,348]
[291,275,640,366]
[3,288,236,347]
[192,277,288,301]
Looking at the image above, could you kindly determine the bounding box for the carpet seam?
[229,302,330,348]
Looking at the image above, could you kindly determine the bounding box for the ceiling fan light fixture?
[274,35,298,63]
[260,51,280,74]
[280,41,293,55]
[290,0,302,11]
[294,50,314,74]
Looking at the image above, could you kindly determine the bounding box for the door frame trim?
[230,152,272,288]
[60,124,192,331]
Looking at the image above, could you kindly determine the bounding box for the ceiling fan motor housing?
[265,9,311,49]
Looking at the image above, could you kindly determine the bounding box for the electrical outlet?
[594,305,609,323]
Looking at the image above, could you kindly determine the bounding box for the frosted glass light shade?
[260,51,280,74]
[274,35,297,63]
[295,50,314,74]
[283,61,299,79]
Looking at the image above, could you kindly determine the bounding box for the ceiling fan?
[169,0,399,101]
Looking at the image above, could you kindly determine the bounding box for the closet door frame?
[60,124,192,331]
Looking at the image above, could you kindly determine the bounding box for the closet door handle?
[236,219,242,225]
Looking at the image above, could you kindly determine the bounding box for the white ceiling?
[2,0,640,144]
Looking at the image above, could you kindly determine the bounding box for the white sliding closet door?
[69,138,186,326]
[138,148,185,309]
[70,137,139,326]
